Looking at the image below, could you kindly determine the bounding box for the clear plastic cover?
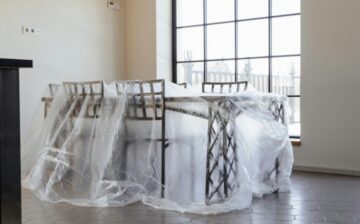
[22,81,293,214]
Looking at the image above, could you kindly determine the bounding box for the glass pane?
[207,0,234,23]
[272,15,300,55]
[177,0,203,26]
[272,0,301,15]
[238,19,268,57]
[288,97,301,136]
[238,0,268,19]
[207,23,235,59]
[177,62,204,86]
[237,59,268,92]
[177,27,204,61]
[206,60,235,82]
[272,56,300,95]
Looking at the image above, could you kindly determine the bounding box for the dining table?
[21,80,293,214]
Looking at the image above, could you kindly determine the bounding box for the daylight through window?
[173,0,301,137]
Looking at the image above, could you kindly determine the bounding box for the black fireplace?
[0,58,33,224]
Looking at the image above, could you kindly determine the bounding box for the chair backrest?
[48,83,60,96]
[116,79,165,120]
[63,81,103,98]
[202,81,248,93]
[42,83,60,117]
[61,81,104,118]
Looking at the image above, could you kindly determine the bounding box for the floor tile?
[21,171,360,224]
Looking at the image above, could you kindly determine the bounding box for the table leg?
[205,104,239,205]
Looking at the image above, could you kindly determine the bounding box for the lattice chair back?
[63,81,103,98]
[202,81,248,93]
[115,79,165,121]
[42,83,60,118]
[62,81,104,118]
[48,83,60,97]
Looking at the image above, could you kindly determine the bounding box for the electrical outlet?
[22,25,41,35]
[107,1,120,10]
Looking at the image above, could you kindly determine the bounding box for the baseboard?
[293,165,360,177]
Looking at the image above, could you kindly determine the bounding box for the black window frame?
[172,0,301,139]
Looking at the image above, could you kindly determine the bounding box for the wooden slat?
[139,82,147,118]
[150,82,157,118]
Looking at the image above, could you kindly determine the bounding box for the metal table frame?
[165,95,286,204]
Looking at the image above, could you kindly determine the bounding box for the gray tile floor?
[22,171,360,224]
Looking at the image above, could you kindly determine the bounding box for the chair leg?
[120,142,128,180]
[274,157,280,193]
[161,103,166,198]
[161,146,165,198]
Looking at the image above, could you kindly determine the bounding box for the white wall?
[295,0,360,172]
[125,0,172,81]
[0,0,126,137]
[125,0,157,80]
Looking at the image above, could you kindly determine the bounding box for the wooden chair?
[44,81,103,163]
[44,81,104,154]
[42,81,104,118]
[202,81,248,93]
[39,81,104,194]
[115,79,168,197]
[48,81,104,193]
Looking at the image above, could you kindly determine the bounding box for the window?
[173,0,301,137]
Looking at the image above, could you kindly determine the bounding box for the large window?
[173,0,301,137]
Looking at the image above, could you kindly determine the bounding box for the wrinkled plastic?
[21,81,293,214]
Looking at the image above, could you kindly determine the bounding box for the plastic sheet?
[21,80,293,214]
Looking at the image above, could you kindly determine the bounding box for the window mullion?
[172,0,177,83]
[234,0,238,82]
[268,0,272,93]
[203,0,207,82]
